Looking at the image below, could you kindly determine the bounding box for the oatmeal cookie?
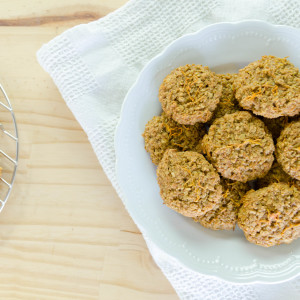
[159,64,222,125]
[143,112,204,165]
[234,56,300,118]
[156,149,222,217]
[208,73,241,124]
[276,120,300,180]
[193,179,249,230]
[202,111,275,182]
[238,183,300,247]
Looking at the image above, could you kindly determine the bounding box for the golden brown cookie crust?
[159,64,222,125]
[156,150,222,218]
[238,183,300,247]
[202,111,275,182]
[234,56,300,118]
[193,179,249,230]
[143,113,204,165]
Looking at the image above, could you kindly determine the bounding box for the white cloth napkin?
[37,0,300,299]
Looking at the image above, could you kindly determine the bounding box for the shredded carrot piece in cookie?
[243,88,261,102]
[259,220,269,224]
[266,208,271,220]
[169,127,183,137]
[182,125,191,131]
[181,167,192,176]
[226,181,239,186]
[181,70,195,102]
[221,98,235,106]
[180,167,205,202]
[282,223,300,235]
[197,179,205,190]
[180,70,203,103]
[274,175,281,183]
[224,138,263,150]
[181,167,194,187]
[164,123,171,133]
[241,194,257,208]
[272,85,278,95]
[172,143,184,148]
[195,180,205,202]
[223,188,230,199]
[258,211,281,226]
[261,84,278,95]
[243,139,263,146]
[164,123,184,138]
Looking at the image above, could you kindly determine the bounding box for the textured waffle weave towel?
[37,0,300,299]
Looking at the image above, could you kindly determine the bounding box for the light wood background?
[0,1,179,299]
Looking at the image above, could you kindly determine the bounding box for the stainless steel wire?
[0,84,18,212]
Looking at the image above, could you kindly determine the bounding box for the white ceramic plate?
[115,20,300,284]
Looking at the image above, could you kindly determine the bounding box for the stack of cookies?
[143,56,300,247]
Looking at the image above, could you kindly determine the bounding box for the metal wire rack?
[0,84,18,212]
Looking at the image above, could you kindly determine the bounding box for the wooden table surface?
[0,1,179,299]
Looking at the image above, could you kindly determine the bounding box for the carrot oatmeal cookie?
[238,183,300,247]
[143,112,205,165]
[193,179,249,230]
[234,56,300,118]
[257,161,300,190]
[159,64,222,125]
[156,149,222,218]
[276,120,300,180]
[208,73,241,124]
[202,111,275,182]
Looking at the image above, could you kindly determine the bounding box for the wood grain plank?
[0,12,102,26]
[0,1,128,26]
[0,1,179,299]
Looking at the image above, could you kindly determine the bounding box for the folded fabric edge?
[36,0,135,63]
